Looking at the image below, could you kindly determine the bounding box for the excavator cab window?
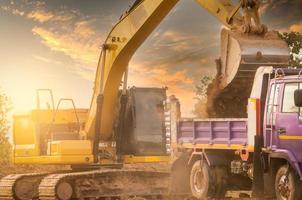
[120,87,167,156]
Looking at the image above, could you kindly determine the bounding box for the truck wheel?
[190,160,211,199]
[275,165,302,200]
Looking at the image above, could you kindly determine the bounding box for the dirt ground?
[0,161,255,200]
[0,160,68,179]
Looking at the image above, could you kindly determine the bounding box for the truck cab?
[264,71,302,160]
[171,67,302,200]
[259,69,302,200]
[235,67,302,199]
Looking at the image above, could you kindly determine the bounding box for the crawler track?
[39,169,170,200]
[0,173,48,200]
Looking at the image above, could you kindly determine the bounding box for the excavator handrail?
[48,98,81,137]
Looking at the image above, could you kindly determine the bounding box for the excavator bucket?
[219,28,290,89]
[207,29,290,118]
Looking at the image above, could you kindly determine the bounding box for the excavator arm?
[196,0,243,29]
[196,0,267,33]
[84,0,288,148]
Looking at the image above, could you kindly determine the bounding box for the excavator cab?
[119,87,168,156]
[13,89,92,164]
[13,87,169,165]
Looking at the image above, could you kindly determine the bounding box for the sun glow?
[4,81,37,114]
[1,69,49,114]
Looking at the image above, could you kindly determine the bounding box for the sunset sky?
[0,0,302,116]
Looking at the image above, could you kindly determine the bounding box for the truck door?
[265,83,281,148]
[275,82,302,162]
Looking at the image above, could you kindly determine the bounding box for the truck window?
[282,83,300,113]
[267,83,280,125]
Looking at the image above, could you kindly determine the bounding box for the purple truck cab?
[171,67,302,199]
[263,74,302,177]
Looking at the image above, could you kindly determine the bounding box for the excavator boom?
[85,0,275,142]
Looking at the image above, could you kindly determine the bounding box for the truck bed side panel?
[178,119,248,146]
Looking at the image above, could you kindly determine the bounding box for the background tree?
[279,31,302,67]
[0,90,11,163]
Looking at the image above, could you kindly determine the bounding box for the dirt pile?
[205,76,251,118]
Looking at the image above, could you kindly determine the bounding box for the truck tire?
[275,165,302,200]
[190,160,211,199]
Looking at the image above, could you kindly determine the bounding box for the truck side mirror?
[294,89,302,107]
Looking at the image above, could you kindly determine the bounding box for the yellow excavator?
[0,0,290,199]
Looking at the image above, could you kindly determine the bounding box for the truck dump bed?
[177,119,248,147]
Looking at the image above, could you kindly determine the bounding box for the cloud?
[74,20,97,37]
[27,10,54,22]
[30,14,103,80]
[7,2,103,79]
[262,0,302,30]
[145,67,193,85]
[129,63,193,89]
[134,28,218,71]
[129,63,196,115]
[151,30,204,53]
[290,22,302,33]
[33,54,63,65]
[160,31,195,51]
[0,0,109,81]
[32,22,100,66]
[1,5,25,16]
[27,10,77,23]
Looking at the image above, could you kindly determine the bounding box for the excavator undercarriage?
[38,170,169,200]
[0,170,171,200]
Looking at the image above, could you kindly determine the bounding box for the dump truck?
[169,67,302,200]
[0,0,292,199]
